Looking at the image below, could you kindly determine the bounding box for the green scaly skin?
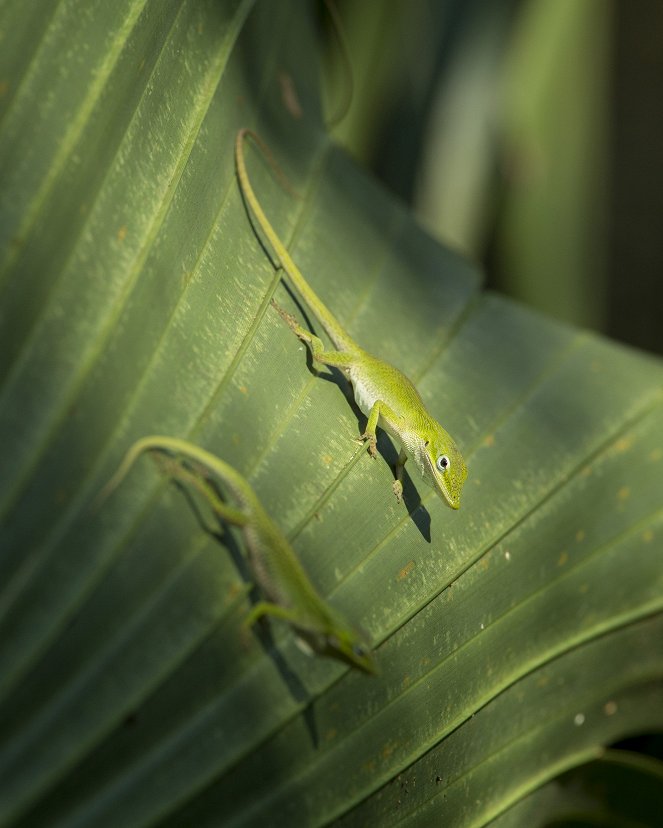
[100,436,377,674]
[235,129,468,509]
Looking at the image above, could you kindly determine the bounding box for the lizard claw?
[270,298,297,328]
[358,432,378,458]
[392,480,403,503]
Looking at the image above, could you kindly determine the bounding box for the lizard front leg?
[392,448,408,503]
[360,400,408,503]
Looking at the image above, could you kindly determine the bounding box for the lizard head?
[296,620,378,674]
[323,627,378,674]
[418,425,468,509]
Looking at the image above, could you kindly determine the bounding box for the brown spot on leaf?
[617,486,630,502]
[397,560,415,581]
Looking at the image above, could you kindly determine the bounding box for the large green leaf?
[0,2,662,826]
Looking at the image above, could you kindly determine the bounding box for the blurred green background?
[327,0,663,355]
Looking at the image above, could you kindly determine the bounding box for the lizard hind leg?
[270,298,316,345]
[271,298,355,370]
[243,600,306,630]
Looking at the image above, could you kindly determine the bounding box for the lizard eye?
[436,455,450,473]
[352,643,366,658]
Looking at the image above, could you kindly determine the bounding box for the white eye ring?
[436,455,450,473]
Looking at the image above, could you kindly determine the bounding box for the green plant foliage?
[0,1,661,826]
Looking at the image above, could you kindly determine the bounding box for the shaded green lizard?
[235,129,468,509]
[100,436,376,674]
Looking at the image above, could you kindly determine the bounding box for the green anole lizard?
[100,436,377,674]
[235,129,468,509]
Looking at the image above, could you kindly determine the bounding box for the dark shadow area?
[607,0,663,355]
[611,731,663,762]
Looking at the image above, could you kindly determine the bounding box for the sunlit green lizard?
[100,436,376,674]
[235,129,468,509]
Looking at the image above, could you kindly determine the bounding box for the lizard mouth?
[424,453,459,510]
